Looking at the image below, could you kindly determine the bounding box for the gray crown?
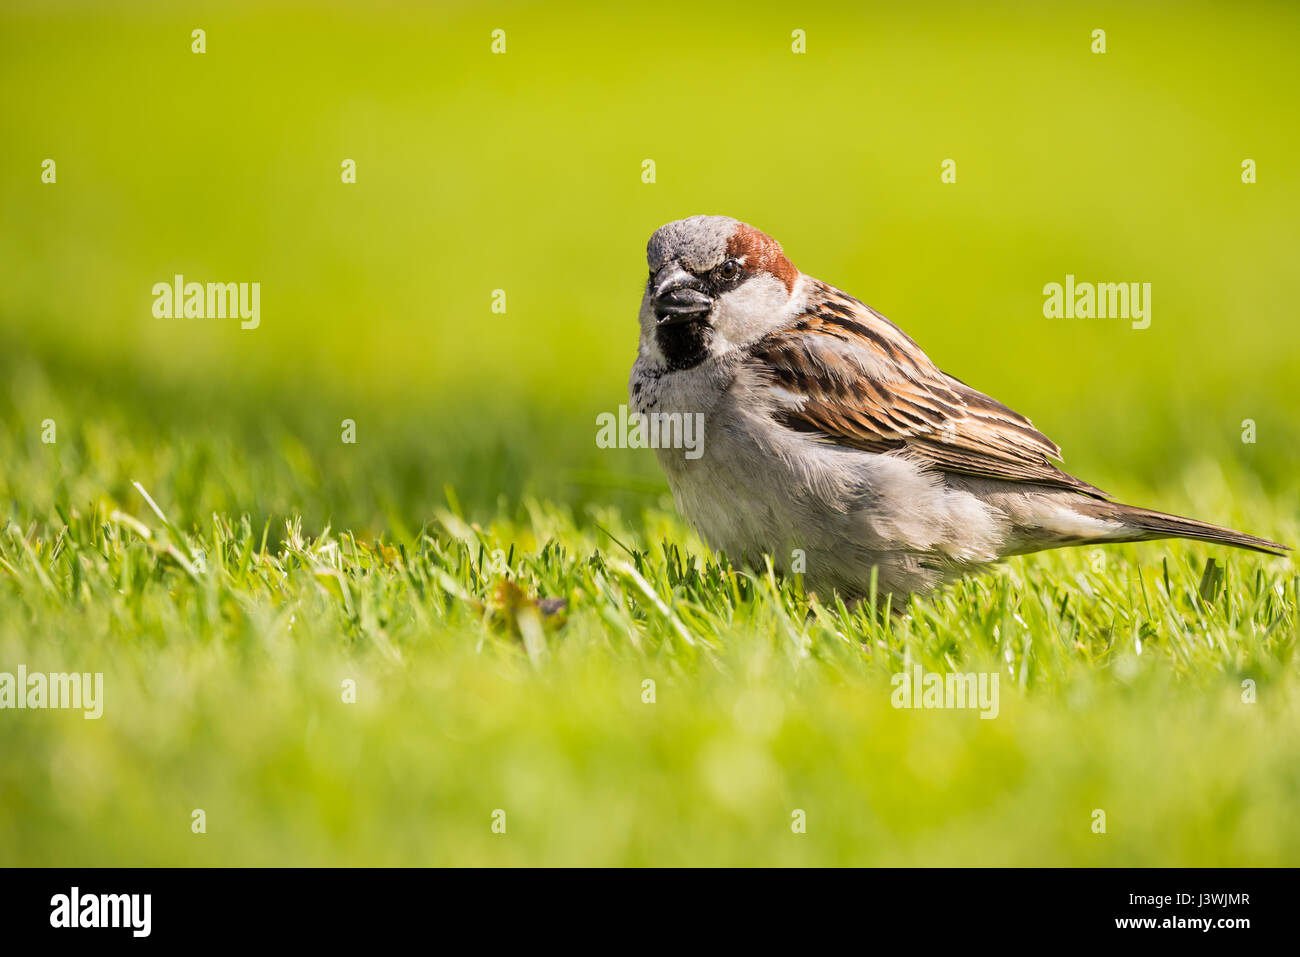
[646,215,739,273]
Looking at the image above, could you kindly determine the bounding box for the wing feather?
[753,283,1107,497]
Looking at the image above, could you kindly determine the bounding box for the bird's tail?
[1080,500,1288,556]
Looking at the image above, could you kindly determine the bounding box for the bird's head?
[639,215,803,369]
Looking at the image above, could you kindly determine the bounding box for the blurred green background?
[4,0,1299,526]
[1,0,1297,866]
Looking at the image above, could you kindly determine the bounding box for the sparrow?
[628,215,1288,601]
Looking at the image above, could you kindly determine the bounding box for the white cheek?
[637,291,667,363]
[710,274,799,348]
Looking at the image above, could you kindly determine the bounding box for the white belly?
[645,386,1008,599]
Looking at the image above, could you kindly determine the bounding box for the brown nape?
[726,224,798,292]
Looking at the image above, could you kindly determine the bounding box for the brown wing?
[752,282,1107,498]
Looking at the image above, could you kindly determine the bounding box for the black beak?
[652,262,713,325]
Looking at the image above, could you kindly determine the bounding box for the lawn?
[1,0,1297,866]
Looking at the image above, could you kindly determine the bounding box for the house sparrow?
[629,215,1287,601]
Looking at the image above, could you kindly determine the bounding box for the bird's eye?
[718,259,741,281]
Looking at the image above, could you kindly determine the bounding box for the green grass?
[2,0,1298,865]
[1,359,1296,865]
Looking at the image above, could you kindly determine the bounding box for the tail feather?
[1084,501,1289,556]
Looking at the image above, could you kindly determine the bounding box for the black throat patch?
[655,321,712,371]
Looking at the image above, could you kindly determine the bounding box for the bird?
[628,214,1287,601]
